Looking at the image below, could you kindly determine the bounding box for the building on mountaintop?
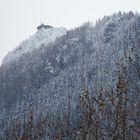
[37,24,53,30]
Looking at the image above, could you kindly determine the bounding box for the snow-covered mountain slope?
[0,12,140,139]
[2,27,67,65]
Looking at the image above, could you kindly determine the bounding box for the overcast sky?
[0,0,140,65]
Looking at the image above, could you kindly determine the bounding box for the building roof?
[37,24,53,30]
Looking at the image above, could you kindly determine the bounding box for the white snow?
[2,27,67,65]
[63,45,67,49]
[56,54,60,63]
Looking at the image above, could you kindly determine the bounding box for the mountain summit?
[2,26,67,65]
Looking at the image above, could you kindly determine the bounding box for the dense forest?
[0,12,140,139]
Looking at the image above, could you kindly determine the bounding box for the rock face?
[0,12,140,139]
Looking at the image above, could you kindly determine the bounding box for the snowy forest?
[0,12,140,140]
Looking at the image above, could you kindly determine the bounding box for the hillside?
[0,12,140,139]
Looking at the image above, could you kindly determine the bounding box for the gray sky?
[0,0,140,64]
